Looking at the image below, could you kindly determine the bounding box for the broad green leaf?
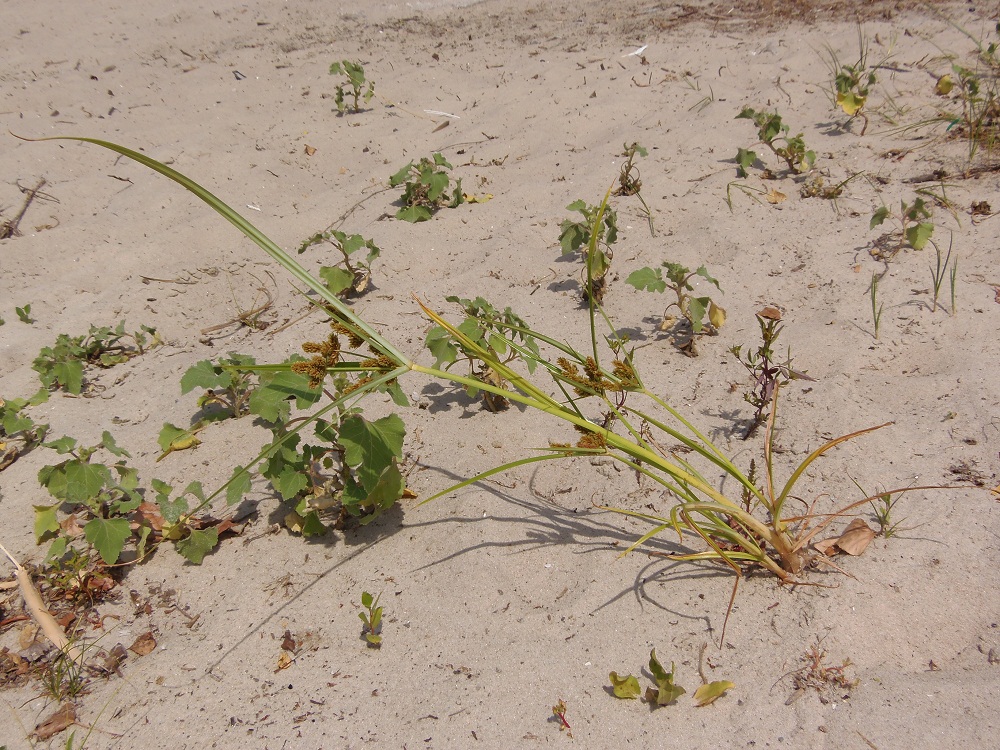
[181,360,223,393]
[389,162,413,186]
[299,510,327,537]
[33,504,60,542]
[609,671,641,699]
[340,414,405,492]
[271,464,309,501]
[625,267,666,293]
[226,465,252,505]
[45,536,68,563]
[426,325,459,368]
[735,147,757,177]
[362,591,374,608]
[157,423,194,452]
[870,206,889,229]
[51,360,84,395]
[396,205,432,223]
[158,495,189,524]
[357,461,405,524]
[101,431,129,458]
[319,265,355,297]
[43,435,77,454]
[426,171,449,203]
[63,460,112,504]
[176,527,219,564]
[251,370,320,423]
[84,516,131,564]
[694,266,722,291]
[906,222,934,251]
[688,297,709,334]
[693,680,735,706]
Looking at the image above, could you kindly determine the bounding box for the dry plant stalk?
[0,540,86,666]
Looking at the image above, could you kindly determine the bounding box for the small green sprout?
[329,60,375,113]
[15,304,33,323]
[359,590,383,646]
[735,107,816,174]
[389,153,464,222]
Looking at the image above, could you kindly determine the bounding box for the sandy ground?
[1,0,999,747]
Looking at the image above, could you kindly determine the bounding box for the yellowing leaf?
[836,91,866,116]
[462,193,493,203]
[708,301,727,329]
[275,651,293,671]
[935,74,954,96]
[765,188,786,204]
[609,671,641,699]
[284,510,305,534]
[694,680,735,706]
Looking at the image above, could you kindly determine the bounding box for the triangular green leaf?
[626,267,666,293]
[175,527,219,564]
[226,465,252,506]
[609,671,641,699]
[340,414,405,492]
[84,516,131,565]
[181,360,223,393]
[33,504,60,543]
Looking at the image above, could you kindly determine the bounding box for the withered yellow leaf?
[935,74,954,96]
[708,301,727,329]
[462,193,493,204]
[693,680,735,706]
[765,188,786,204]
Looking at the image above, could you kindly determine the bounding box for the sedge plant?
[23,135,945,601]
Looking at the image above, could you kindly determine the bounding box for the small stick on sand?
[0,540,86,666]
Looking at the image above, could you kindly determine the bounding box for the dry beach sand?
[1,0,999,747]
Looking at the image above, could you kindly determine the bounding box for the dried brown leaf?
[32,703,76,740]
[129,631,157,657]
[836,518,876,555]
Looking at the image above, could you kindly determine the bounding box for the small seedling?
[359,591,382,646]
[626,261,726,352]
[868,488,907,538]
[869,273,884,339]
[180,353,259,422]
[799,172,864,215]
[389,153,464,222]
[870,197,935,259]
[825,27,886,135]
[329,60,375,113]
[0,389,49,470]
[551,699,572,737]
[425,296,540,412]
[788,641,857,704]
[35,431,144,565]
[725,180,767,211]
[614,142,654,235]
[559,198,618,303]
[646,649,686,706]
[929,235,957,313]
[729,308,811,439]
[950,259,958,316]
[16,304,33,323]
[298,229,381,298]
[32,321,159,395]
[735,107,816,175]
